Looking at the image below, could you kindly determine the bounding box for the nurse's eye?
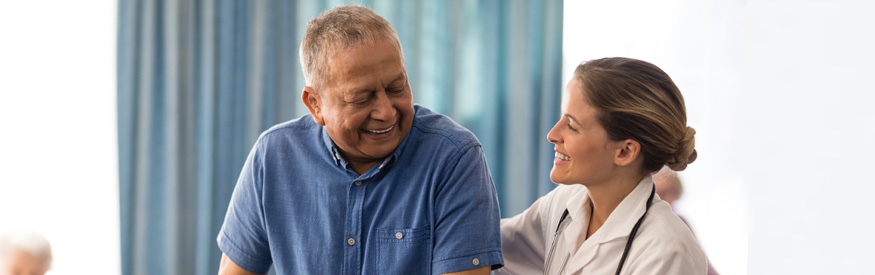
[566,122,578,132]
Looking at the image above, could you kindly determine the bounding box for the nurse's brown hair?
[574,57,697,172]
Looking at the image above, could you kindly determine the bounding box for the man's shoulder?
[248,114,324,155]
[258,114,320,141]
[410,105,480,149]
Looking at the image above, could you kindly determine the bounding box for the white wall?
[564,0,875,274]
[0,1,119,274]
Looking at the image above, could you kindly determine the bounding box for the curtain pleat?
[118,1,562,274]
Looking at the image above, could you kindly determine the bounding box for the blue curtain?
[117,0,562,274]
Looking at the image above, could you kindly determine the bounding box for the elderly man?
[217,5,502,275]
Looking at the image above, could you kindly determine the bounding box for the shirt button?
[395,232,403,239]
[354,181,362,186]
[472,258,480,266]
[347,238,356,246]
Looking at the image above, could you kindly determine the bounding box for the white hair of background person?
[0,230,53,269]
[653,165,684,206]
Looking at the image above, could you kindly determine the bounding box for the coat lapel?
[562,176,655,275]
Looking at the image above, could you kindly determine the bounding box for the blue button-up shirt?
[218,105,503,274]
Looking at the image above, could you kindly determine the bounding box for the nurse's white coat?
[495,176,707,275]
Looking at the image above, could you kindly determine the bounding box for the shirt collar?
[319,107,419,172]
[321,128,347,167]
[564,185,591,225]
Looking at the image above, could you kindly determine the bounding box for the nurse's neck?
[583,170,648,240]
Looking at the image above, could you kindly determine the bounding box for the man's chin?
[363,144,399,159]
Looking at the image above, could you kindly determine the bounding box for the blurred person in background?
[654,166,719,275]
[0,230,52,275]
[496,57,706,274]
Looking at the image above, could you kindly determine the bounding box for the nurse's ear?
[613,139,641,167]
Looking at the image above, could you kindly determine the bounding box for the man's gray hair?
[300,5,403,88]
[0,230,52,267]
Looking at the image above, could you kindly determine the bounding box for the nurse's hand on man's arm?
[219,253,263,275]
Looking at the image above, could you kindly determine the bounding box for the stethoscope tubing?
[544,184,656,275]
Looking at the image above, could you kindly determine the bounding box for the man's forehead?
[339,72,407,94]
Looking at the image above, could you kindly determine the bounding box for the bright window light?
[0,1,119,274]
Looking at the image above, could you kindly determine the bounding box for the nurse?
[496,57,707,274]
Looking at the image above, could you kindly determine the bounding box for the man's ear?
[302,86,326,125]
[614,139,641,167]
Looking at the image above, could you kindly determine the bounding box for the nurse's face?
[547,79,620,185]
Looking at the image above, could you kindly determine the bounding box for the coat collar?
[590,176,655,244]
[559,176,657,274]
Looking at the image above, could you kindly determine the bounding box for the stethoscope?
[544,184,656,275]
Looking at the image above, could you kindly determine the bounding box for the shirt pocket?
[376,226,430,274]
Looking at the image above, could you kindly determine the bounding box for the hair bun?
[666,126,697,171]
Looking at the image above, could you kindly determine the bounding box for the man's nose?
[370,91,396,121]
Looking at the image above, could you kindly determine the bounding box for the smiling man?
[216,5,502,275]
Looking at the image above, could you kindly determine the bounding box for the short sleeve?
[217,140,273,274]
[431,145,503,274]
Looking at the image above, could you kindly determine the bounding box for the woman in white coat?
[496,57,707,275]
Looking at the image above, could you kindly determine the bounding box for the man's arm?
[441,266,491,275]
[432,145,504,274]
[217,141,274,274]
[219,253,265,275]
